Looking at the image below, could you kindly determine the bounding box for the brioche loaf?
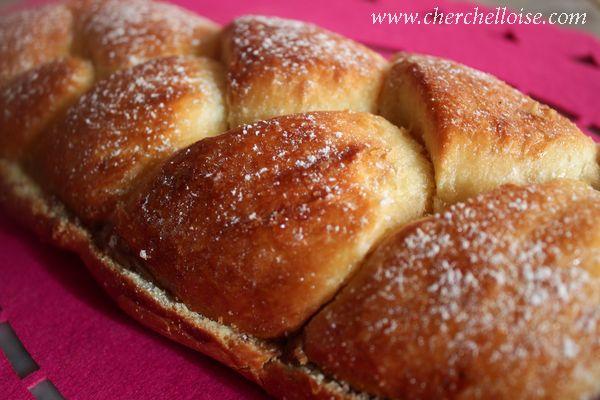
[0,1,598,399]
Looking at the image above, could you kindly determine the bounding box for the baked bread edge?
[0,159,363,400]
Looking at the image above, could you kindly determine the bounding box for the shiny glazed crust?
[1,1,599,399]
[113,111,432,338]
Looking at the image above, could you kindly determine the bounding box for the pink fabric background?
[1,1,599,399]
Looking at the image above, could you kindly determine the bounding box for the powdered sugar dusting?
[0,4,72,84]
[391,53,581,151]
[79,0,217,72]
[307,181,600,397]
[0,58,91,159]
[1,58,87,124]
[114,111,427,337]
[385,183,600,361]
[60,56,204,160]
[227,16,383,93]
[36,56,223,222]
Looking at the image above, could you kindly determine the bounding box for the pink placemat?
[1,1,599,399]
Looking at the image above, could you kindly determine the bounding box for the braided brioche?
[0,4,74,85]
[0,1,598,399]
[379,53,600,208]
[304,180,600,399]
[0,57,93,160]
[30,55,226,224]
[221,16,387,127]
[113,111,431,338]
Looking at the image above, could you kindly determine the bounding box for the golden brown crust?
[0,158,357,400]
[222,16,387,127]
[30,55,226,225]
[0,4,74,86]
[0,157,277,380]
[379,53,600,207]
[1,2,598,398]
[0,57,94,160]
[304,180,600,399]
[113,111,432,339]
[71,0,220,77]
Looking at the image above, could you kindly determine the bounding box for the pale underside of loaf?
[1,1,599,399]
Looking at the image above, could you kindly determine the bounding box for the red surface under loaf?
[1,0,599,399]
[0,213,267,399]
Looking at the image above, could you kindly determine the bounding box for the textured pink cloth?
[0,213,267,399]
[1,1,599,399]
